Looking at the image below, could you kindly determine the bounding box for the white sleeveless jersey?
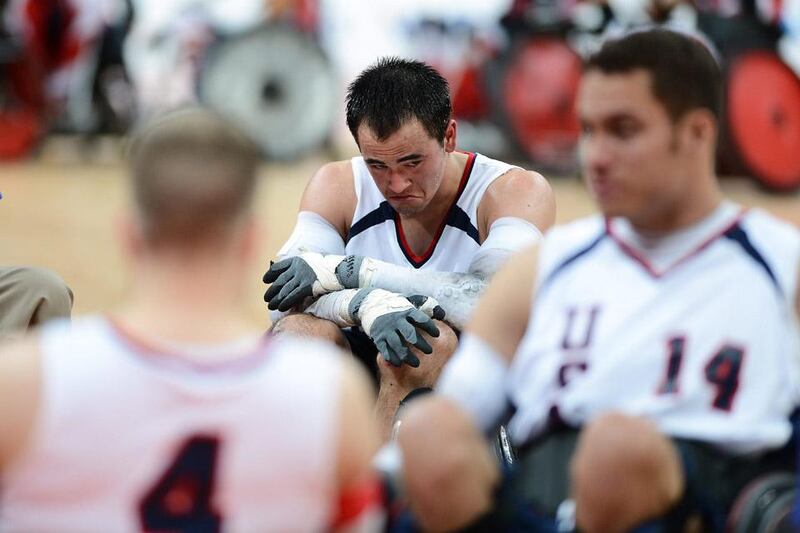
[0,316,346,532]
[507,204,800,454]
[345,152,517,271]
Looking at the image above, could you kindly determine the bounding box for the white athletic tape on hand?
[299,252,346,296]
[304,289,359,327]
[357,289,415,336]
[415,296,441,318]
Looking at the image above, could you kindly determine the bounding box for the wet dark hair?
[345,57,452,144]
[584,29,722,122]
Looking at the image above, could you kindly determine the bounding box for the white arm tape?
[436,333,509,434]
[359,259,484,330]
[467,217,543,277]
[303,289,359,328]
[277,211,346,258]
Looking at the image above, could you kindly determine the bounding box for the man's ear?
[116,210,145,258]
[682,108,717,150]
[444,119,458,153]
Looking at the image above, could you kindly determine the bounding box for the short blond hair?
[127,107,261,247]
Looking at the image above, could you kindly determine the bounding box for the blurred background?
[1,0,799,323]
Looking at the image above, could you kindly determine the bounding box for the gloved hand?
[350,289,445,368]
[263,252,352,311]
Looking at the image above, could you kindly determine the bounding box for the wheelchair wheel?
[722,51,800,192]
[199,24,337,161]
[492,36,581,174]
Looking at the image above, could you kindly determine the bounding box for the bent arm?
[436,244,540,433]
[277,161,356,259]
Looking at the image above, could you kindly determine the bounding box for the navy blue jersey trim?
[445,205,480,245]
[723,224,781,293]
[539,231,607,293]
[346,201,396,242]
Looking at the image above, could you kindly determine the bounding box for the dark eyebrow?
[364,154,424,165]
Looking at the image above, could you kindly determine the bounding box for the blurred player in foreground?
[0,107,382,532]
[395,29,800,532]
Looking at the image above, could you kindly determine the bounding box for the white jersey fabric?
[345,152,517,270]
[507,202,800,455]
[0,316,345,532]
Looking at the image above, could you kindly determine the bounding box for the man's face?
[577,69,691,225]
[357,119,452,216]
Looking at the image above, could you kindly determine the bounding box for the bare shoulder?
[299,160,357,236]
[479,168,556,236]
[0,335,43,467]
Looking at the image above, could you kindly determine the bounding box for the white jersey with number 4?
[508,202,800,454]
[345,152,517,270]
[0,316,349,532]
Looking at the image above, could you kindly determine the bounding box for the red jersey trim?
[106,316,272,374]
[605,209,747,278]
[394,151,477,268]
[331,476,384,528]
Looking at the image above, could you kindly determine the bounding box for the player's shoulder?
[543,215,606,249]
[740,208,800,244]
[537,215,607,274]
[309,159,355,188]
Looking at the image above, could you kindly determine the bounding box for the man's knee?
[271,313,349,349]
[0,266,73,329]
[570,412,684,533]
[428,320,458,357]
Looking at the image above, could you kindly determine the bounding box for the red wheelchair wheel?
[726,51,800,191]
[500,37,581,172]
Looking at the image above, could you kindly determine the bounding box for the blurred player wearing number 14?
[0,108,383,532]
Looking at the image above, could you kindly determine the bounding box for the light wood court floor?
[1,146,798,327]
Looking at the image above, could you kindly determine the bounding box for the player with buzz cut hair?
[393,29,800,532]
[263,57,555,438]
[0,107,384,532]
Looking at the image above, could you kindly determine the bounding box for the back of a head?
[584,29,722,123]
[127,107,261,249]
[345,57,452,143]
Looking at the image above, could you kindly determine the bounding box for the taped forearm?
[349,257,485,330]
[302,288,416,336]
[303,289,360,328]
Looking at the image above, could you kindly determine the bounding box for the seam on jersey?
[346,201,396,242]
[538,231,607,294]
[605,210,747,278]
[395,151,477,268]
[106,317,273,374]
[723,223,782,295]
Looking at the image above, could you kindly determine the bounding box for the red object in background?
[0,108,42,159]
[452,62,491,121]
[23,0,82,71]
[727,51,800,191]
[502,37,581,171]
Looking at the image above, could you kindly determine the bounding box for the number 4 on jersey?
[657,336,745,411]
[139,435,222,533]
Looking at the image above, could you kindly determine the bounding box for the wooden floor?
[1,144,798,326]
